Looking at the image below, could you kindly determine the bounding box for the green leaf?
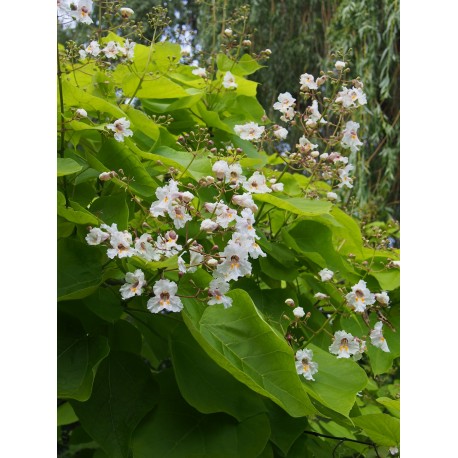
[58,158,83,177]
[265,401,307,456]
[254,194,332,217]
[217,53,264,76]
[352,413,400,446]
[57,313,109,401]
[376,397,400,418]
[71,352,159,458]
[57,238,105,301]
[87,139,158,198]
[170,322,266,421]
[282,220,357,279]
[301,344,368,417]
[57,194,99,226]
[133,370,270,458]
[83,288,124,323]
[182,289,317,418]
[57,402,78,426]
[89,193,129,230]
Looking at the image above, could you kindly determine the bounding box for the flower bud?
[335,60,346,70]
[75,108,87,118]
[263,49,272,55]
[206,258,218,267]
[224,28,233,36]
[316,76,327,86]
[242,39,252,46]
[327,192,338,201]
[120,7,134,18]
[311,151,320,158]
[285,298,295,307]
[99,172,112,181]
[271,183,284,192]
[293,306,305,319]
[205,175,215,184]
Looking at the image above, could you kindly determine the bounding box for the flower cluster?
[79,39,136,61]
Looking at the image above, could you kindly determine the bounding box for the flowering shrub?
[57,3,400,457]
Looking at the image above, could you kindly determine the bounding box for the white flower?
[314,293,329,300]
[192,67,207,78]
[102,41,120,59]
[120,269,146,300]
[285,298,295,306]
[120,7,134,18]
[85,227,109,245]
[147,279,183,313]
[75,108,87,118]
[215,204,237,229]
[336,87,367,108]
[189,246,204,272]
[232,193,258,212]
[329,330,360,358]
[208,278,233,308]
[352,338,367,361]
[389,446,399,455]
[85,40,101,57]
[295,349,318,381]
[107,117,133,142]
[99,172,113,181]
[293,307,305,318]
[273,126,288,140]
[271,182,284,192]
[235,208,258,239]
[178,191,194,203]
[224,28,233,36]
[345,280,376,313]
[328,152,349,164]
[225,162,246,187]
[307,100,327,125]
[178,252,187,273]
[318,268,334,282]
[212,160,229,180]
[338,164,354,189]
[327,192,338,201]
[200,219,219,232]
[79,50,87,59]
[57,0,71,18]
[134,233,160,262]
[280,107,295,123]
[156,230,182,257]
[370,321,390,352]
[243,171,271,194]
[234,122,265,141]
[273,92,296,113]
[100,223,119,234]
[223,71,237,89]
[123,39,135,60]
[300,73,318,90]
[150,179,180,217]
[107,230,135,259]
[169,203,192,230]
[335,61,346,70]
[375,291,390,305]
[71,0,93,24]
[216,243,251,281]
[297,136,318,153]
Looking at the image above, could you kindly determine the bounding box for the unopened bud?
[335,60,346,70]
[285,298,295,307]
[316,76,327,86]
[224,28,233,36]
[75,108,87,118]
[242,39,252,46]
[99,172,112,181]
[205,176,215,184]
[120,7,134,18]
[206,258,218,267]
[311,151,320,158]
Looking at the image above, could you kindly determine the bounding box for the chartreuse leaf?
[182,289,317,418]
[254,194,332,217]
[217,53,264,76]
[57,191,99,226]
[57,158,83,177]
[301,344,368,417]
[376,397,400,418]
[71,352,159,458]
[57,402,78,426]
[132,370,270,458]
[352,413,400,447]
[57,313,109,401]
[170,322,266,421]
[57,238,105,301]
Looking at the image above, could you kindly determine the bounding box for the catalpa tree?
[57,2,400,457]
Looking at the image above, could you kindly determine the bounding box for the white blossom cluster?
[85,157,285,314]
[79,39,136,61]
[58,0,94,24]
